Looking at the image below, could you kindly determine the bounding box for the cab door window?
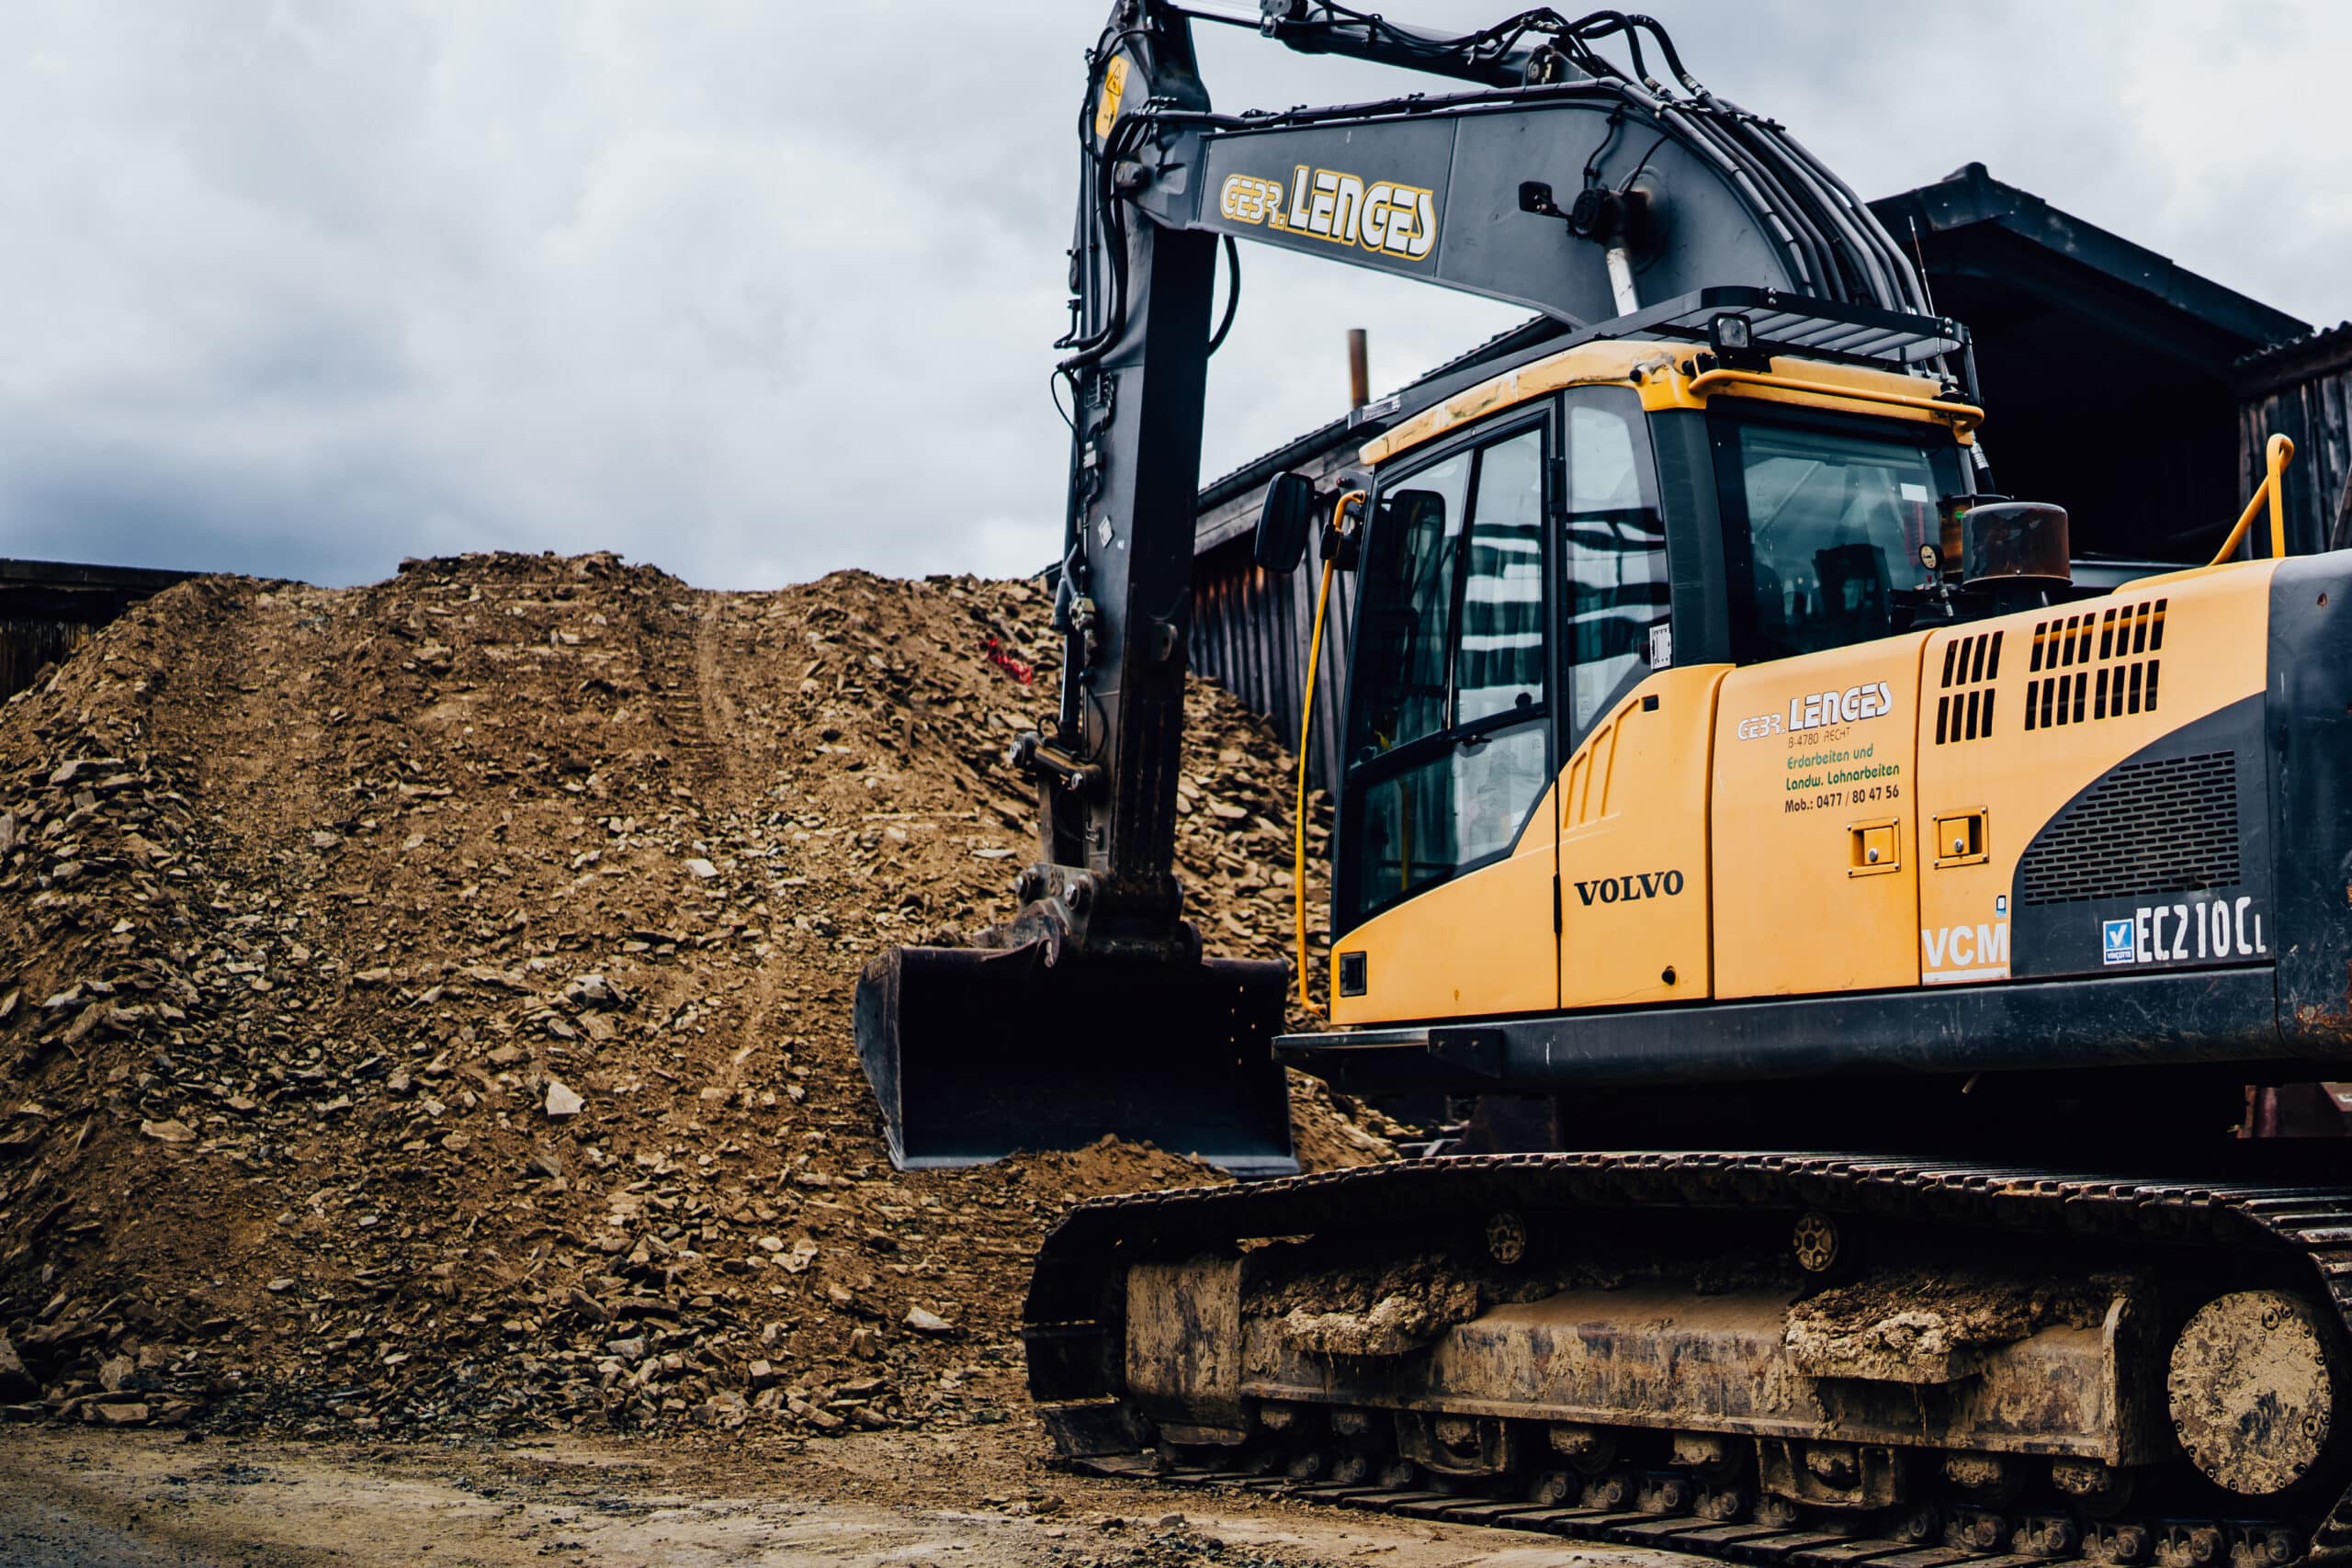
[1458,428,1546,724]
[1345,449,1469,761]
[1559,387,1668,740]
[1340,423,1552,930]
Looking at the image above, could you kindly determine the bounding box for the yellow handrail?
[2208,433,2297,567]
[1683,367,1985,433]
[1294,491,1361,1013]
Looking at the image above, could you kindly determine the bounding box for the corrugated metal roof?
[1871,163,2308,354]
[2235,320,2352,398]
[1,558,198,592]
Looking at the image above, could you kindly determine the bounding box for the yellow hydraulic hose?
[1294,557,1337,1013]
[1294,491,1361,1014]
[2208,433,2296,567]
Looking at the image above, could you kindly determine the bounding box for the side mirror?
[1254,470,1318,574]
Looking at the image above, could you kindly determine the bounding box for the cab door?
[1329,416,1559,1026]
[1553,387,1719,1010]
[1710,645,1925,998]
[1701,407,1951,998]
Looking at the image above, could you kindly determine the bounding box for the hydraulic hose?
[1207,235,1241,355]
[1293,491,1360,1013]
[1294,554,1338,1013]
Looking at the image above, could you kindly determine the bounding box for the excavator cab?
[1310,323,1992,1041]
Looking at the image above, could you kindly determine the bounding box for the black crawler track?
[1133,1462,2284,1568]
[1023,1153,2352,1562]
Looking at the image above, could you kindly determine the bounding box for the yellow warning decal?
[1094,55,1128,139]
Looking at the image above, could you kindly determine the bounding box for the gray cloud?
[0,2,2343,588]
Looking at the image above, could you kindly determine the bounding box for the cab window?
[1345,449,1470,761]
[1713,412,1967,663]
[1457,428,1546,725]
[1559,388,1668,739]
[1340,422,1550,931]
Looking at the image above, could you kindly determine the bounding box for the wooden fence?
[1,559,194,701]
[2238,323,2352,555]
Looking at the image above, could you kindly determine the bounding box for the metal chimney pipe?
[1347,328,1369,412]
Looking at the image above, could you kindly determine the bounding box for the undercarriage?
[1025,1155,2352,1562]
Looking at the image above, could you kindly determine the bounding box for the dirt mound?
[0,550,1397,1442]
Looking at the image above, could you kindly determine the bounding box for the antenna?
[1908,217,1939,317]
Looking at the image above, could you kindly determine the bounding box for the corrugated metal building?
[1190,164,2339,788]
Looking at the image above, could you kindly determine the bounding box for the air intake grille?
[2018,750,2239,906]
[2024,597,2165,733]
[1933,629,2002,745]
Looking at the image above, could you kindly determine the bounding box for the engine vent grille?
[2019,750,2240,907]
[2024,597,2166,733]
[1933,629,2002,745]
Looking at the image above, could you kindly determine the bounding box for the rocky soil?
[0,551,1396,1448]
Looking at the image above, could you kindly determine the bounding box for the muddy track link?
[1023,1153,2352,1562]
[1125,1459,2304,1568]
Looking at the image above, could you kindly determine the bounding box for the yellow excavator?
[857,1,2352,1551]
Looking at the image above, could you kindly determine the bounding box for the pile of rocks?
[0,552,1397,1443]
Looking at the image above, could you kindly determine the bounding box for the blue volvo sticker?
[2101,919,2137,965]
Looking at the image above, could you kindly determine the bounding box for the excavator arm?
[854,0,1944,1171]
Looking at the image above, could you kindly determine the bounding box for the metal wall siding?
[2238,345,2352,555]
[1192,439,1365,795]
[1192,533,1362,795]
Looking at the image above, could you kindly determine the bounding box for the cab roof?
[1195,288,1969,510]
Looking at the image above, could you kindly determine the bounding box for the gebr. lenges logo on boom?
[1219,166,1438,258]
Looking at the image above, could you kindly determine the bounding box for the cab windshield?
[1714,414,1969,663]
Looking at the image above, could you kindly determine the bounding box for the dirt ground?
[0,1423,1675,1568]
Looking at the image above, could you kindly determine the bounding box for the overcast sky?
[2,2,2346,589]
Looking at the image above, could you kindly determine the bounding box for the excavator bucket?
[854,942,1296,1175]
